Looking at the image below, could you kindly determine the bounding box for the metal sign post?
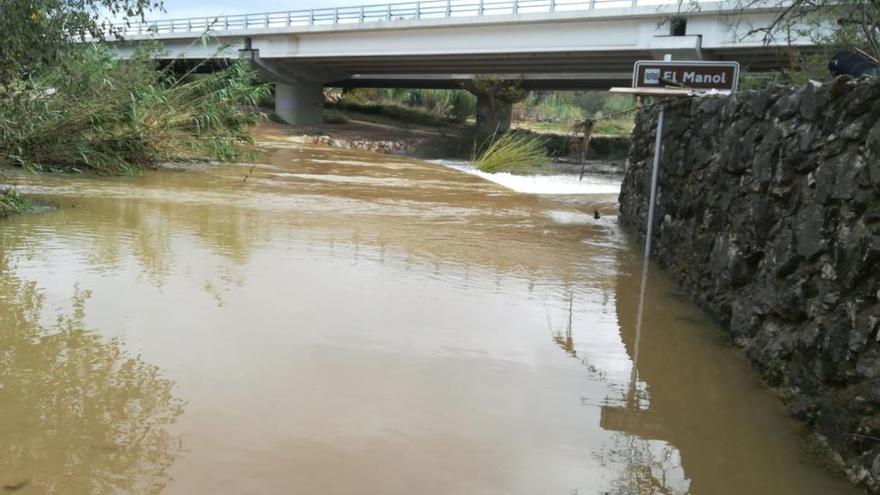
[643,101,664,267]
[611,56,740,395]
[612,58,741,262]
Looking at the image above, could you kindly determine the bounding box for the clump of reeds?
[473,131,548,173]
[0,44,271,175]
[0,188,29,217]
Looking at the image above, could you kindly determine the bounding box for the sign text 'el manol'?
[632,60,741,92]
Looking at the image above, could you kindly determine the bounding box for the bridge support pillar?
[274,80,323,126]
[465,79,526,138]
[475,94,514,137]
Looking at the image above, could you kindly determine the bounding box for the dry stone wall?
[619,76,880,492]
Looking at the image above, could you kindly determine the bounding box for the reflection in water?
[554,241,858,494]
[555,284,688,494]
[552,295,576,357]
[598,249,688,495]
[593,435,687,495]
[0,243,183,493]
[0,126,861,494]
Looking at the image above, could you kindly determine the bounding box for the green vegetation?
[331,100,456,128]
[329,88,635,138]
[0,45,269,175]
[322,108,350,124]
[321,87,634,166]
[473,131,548,173]
[513,92,635,137]
[332,88,476,126]
[515,118,633,136]
[594,118,635,136]
[0,0,270,177]
[0,0,152,87]
[516,92,585,122]
[0,188,29,218]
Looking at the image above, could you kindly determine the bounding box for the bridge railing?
[111,0,680,36]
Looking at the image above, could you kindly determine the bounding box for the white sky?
[156,0,369,19]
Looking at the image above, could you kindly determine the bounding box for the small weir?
[433,159,622,195]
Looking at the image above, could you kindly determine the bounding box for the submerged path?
[0,134,859,494]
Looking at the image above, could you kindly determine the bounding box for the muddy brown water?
[0,134,861,494]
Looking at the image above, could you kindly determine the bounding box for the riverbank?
[620,76,880,493]
[275,106,630,175]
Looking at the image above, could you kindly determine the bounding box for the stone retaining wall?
[619,76,880,492]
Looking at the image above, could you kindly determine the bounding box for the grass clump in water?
[473,131,548,173]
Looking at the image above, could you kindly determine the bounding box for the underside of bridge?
[318,47,801,89]
[240,45,803,127]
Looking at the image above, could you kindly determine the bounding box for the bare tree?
[736,0,880,60]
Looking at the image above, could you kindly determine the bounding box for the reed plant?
[473,131,548,173]
[0,44,270,175]
[0,188,29,217]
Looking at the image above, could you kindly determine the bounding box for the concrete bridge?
[111,0,809,125]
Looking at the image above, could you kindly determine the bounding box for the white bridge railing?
[114,0,681,36]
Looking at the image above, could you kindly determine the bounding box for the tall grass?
[473,131,548,173]
[0,188,29,218]
[0,45,270,175]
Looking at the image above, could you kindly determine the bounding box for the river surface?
[0,131,861,494]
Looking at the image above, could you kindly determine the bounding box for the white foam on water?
[545,210,596,225]
[433,160,621,195]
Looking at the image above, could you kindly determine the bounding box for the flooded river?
[0,132,860,494]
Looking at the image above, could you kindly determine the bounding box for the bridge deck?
[113,0,701,37]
